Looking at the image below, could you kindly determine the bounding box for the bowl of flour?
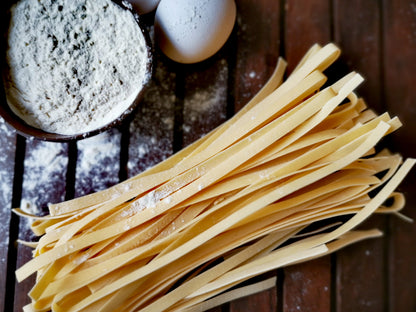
[0,0,152,141]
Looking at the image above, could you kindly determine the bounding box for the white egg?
[155,0,236,64]
[126,0,161,14]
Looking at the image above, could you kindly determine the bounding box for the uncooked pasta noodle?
[14,43,414,312]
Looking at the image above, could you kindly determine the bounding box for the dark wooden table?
[1,0,415,311]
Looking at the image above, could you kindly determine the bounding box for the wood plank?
[232,0,281,113]
[285,0,331,74]
[0,118,17,312]
[127,48,176,178]
[335,234,386,312]
[283,1,332,311]
[333,0,383,113]
[383,0,416,156]
[382,0,416,311]
[230,285,277,311]
[182,53,229,147]
[229,0,281,310]
[388,180,416,312]
[332,1,388,311]
[14,139,69,311]
[283,258,331,312]
[0,0,19,309]
[75,129,121,197]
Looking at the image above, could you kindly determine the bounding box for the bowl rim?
[0,0,153,142]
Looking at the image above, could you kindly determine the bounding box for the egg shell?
[155,0,236,64]
[127,0,161,14]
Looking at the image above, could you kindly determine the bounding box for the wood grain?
[383,0,416,311]
[229,0,281,310]
[230,285,277,312]
[283,258,331,312]
[332,1,388,311]
[232,0,281,113]
[128,48,176,178]
[182,52,229,147]
[13,140,68,311]
[285,0,332,74]
[0,119,16,312]
[283,1,332,311]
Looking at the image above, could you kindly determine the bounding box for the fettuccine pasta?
[15,43,414,312]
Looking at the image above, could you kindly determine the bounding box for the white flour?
[18,139,68,237]
[0,118,15,247]
[15,130,121,233]
[183,58,228,141]
[6,0,149,135]
[75,129,121,197]
[20,140,68,216]
[0,119,15,207]
[128,54,175,176]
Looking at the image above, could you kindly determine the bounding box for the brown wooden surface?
[332,2,388,312]
[1,0,416,311]
[283,2,333,312]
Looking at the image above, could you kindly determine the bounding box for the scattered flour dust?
[75,129,121,197]
[6,0,149,135]
[128,52,175,177]
[19,139,68,234]
[128,54,229,175]
[0,118,15,206]
[17,129,122,230]
[20,140,68,214]
[183,58,228,140]
[0,118,16,247]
